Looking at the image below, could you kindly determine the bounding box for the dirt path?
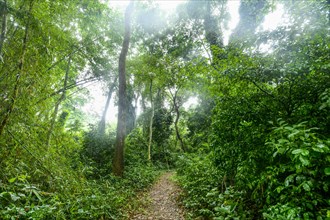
[131,171,185,220]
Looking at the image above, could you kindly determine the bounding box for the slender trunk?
[173,92,185,152]
[0,0,33,137]
[0,0,7,58]
[141,94,147,135]
[98,77,117,135]
[113,1,133,177]
[148,79,154,161]
[126,89,135,134]
[133,92,140,127]
[141,94,147,112]
[174,106,185,152]
[46,56,71,147]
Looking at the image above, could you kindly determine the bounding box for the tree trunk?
[113,1,134,177]
[173,91,186,152]
[133,92,140,127]
[126,84,136,134]
[174,104,185,152]
[327,0,330,24]
[230,0,267,43]
[141,94,147,113]
[148,78,154,161]
[141,93,148,136]
[203,0,223,60]
[98,77,117,135]
[0,0,34,137]
[46,56,71,147]
[0,0,7,58]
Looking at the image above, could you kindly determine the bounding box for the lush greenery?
[175,1,330,219]
[0,0,329,219]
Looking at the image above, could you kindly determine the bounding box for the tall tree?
[112,1,134,177]
[184,0,227,60]
[147,77,154,161]
[170,87,186,152]
[230,0,269,43]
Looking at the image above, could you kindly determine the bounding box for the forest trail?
[131,171,185,220]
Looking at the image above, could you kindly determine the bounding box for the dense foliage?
[0,0,329,219]
[175,1,330,219]
[0,0,159,219]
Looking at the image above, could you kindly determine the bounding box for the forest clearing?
[0,0,329,219]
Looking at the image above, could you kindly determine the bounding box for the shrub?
[260,120,330,219]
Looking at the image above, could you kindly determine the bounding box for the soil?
[131,171,185,220]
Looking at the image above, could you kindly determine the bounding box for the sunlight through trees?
[0,0,329,219]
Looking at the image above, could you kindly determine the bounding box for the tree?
[230,0,269,44]
[147,76,154,161]
[113,1,134,177]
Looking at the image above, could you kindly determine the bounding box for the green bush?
[260,120,330,219]
[176,154,253,219]
[80,125,116,178]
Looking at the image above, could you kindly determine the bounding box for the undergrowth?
[176,121,330,219]
[0,125,161,220]
[176,153,250,220]
[0,163,159,219]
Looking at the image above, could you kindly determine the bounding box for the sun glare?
[224,1,240,45]
[85,0,287,123]
[107,0,185,11]
[156,1,186,11]
[83,83,118,124]
[261,4,285,31]
[183,96,199,109]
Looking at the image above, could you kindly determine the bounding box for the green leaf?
[316,143,330,152]
[312,147,324,153]
[276,186,284,193]
[273,151,278,158]
[299,155,310,166]
[8,177,16,183]
[10,193,20,202]
[301,149,309,156]
[285,174,295,186]
[302,182,311,191]
[324,168,330,175]
[278,139,288,144]
[316,143,326,149]
[292,149,303,154]
[32,189,43,202]
[288,130,299,138]
[278,147,286,154]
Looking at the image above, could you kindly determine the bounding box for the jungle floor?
[128,171,185,220]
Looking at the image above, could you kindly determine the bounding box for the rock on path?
[132,172,185,220]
